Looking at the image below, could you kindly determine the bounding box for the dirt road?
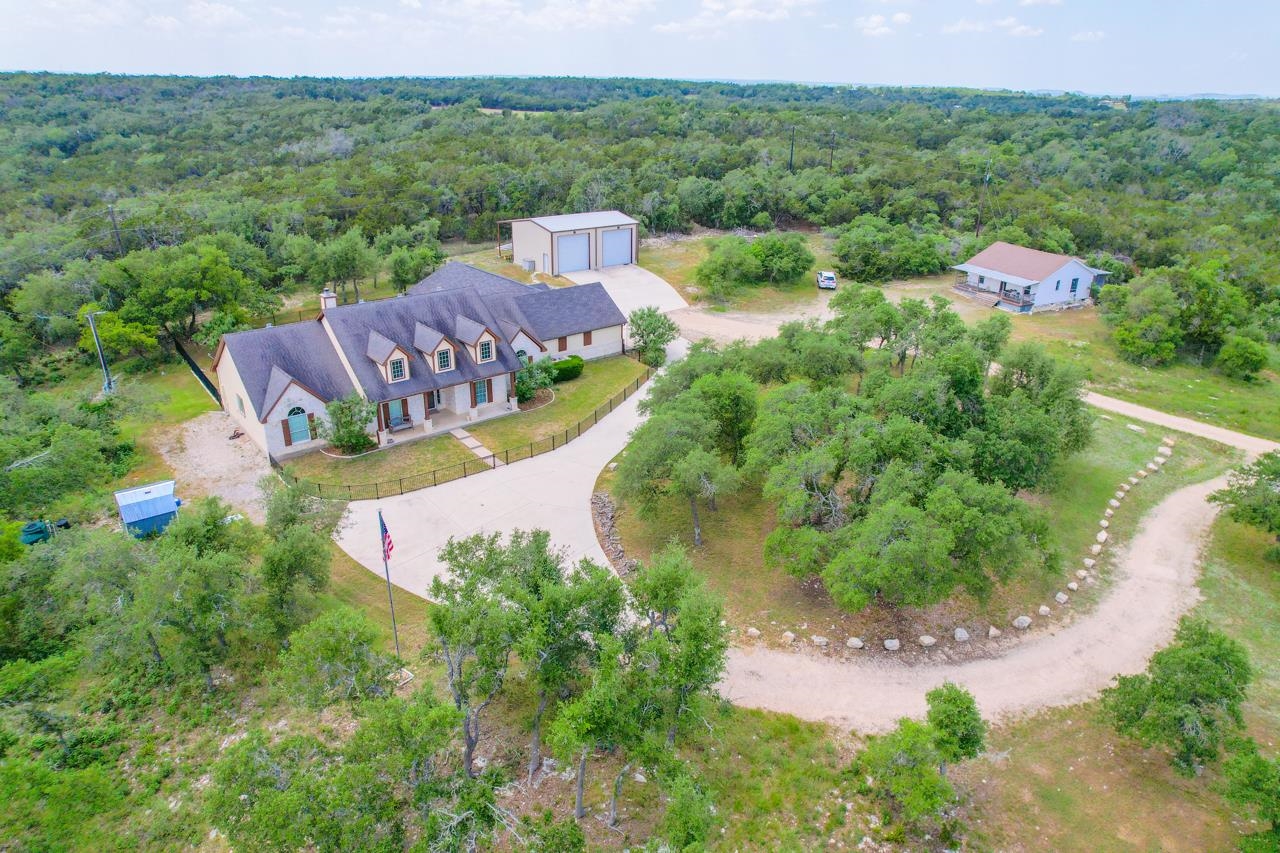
[721,475,1228,733]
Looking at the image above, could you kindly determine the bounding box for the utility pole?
[86,310,114,395]
[828,130,836,170]
[974,159,993,237]
[788,126,796,173]
[107,204,125,257]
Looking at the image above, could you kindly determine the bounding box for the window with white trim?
[236,394,245,416]
[389,357,407,381]
[478,340,493,362]
[436,348,452,371]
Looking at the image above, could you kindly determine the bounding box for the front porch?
[377,398,514,449]
[952,273,1035,312]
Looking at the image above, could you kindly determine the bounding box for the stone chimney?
[319,288,337,310]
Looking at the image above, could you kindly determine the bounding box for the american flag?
[380,513,394,562]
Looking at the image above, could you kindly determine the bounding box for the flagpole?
[378,509,401,659]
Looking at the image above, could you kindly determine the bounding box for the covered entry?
[556,233,590,273]
[601,228,633,266]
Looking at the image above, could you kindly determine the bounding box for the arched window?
[285,406,311,444]
[516,349,529,366]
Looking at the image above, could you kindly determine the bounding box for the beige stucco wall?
[553,325,624,361]
[511,220,553,273]
[215,349,270,456]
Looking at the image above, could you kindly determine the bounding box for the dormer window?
[479,340,493,362]
[436,349,452,372]
[389,357,407,382]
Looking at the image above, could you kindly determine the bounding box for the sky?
[2,0,1277,97]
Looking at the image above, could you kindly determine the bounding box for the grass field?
[639,229,837,312]
[284,433,478,487]
[607,410,1238,643]
[468,355,650,451]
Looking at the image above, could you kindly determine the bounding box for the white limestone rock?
[1105,508,1114,518]
[1055,592,1069,605]
[1099,519,1109,529]
[1091,543,1103,555]
[1038,605,1052,617]
[918,635,937,648]
[988,625,1002,639]
[1082,558,1097,569]
[1157,446,1173,457]
[954,627,970,643]
[1126,424,1146,434]
[846,637,864,649]
[746,627,761,639]
[884,638,900,651]
[781,631,796,644]
[1096,530,1108,544]
[1137,469,1148,478]
[1012,616,1032,630]
[1067,581,1079,592]
[1109,499,1121,508]
[811,635,829,648]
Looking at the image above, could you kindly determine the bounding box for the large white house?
[212,262,626,460]
[953,241,1109,313]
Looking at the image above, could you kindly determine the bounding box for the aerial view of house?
[212,262,626,459]
[953,240,1110,312]
[5,4,1280,850]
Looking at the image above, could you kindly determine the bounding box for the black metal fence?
[172,338,221,404]
[277,364,657,500]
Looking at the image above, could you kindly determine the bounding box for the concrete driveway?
[334,342,690,597]
[564,265,687,317]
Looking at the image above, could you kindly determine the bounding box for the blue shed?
[114,480,181,538]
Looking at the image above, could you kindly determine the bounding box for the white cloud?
[186,1,247,27]
[942,17,988,33]
[144,14,180,30]
[655,0,821,37]
[944,14,1042,36]
[399,0,422,6]
[1071,29,1105,42]
[34,0,138,28]
[1018,0,1061,5]
[852,10,908,36]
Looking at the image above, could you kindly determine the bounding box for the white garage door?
[601,228,633,267]
[556,233,590,273]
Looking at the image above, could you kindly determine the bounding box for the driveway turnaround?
[565,265,687,316]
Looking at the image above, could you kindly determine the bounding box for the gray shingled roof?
[453,314,488,345]
[365,329,398,363]
[218,320,354,420]
[221,263,627,413]
[510,283,626,340]
[413,322,445,353]
[322,289,526,403]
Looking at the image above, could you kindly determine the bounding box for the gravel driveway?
[155,410,272,524]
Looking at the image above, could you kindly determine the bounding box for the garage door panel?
[601,228,633,267]
[556,233,590,273]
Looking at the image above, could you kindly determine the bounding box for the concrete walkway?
[449,427,503,468]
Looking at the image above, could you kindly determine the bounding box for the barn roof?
[525,210,637,232]
[114,480,178,523]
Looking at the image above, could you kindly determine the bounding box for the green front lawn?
[468,355,651,453]
[284,433,478,490]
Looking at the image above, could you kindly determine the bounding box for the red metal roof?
[962,241,1078,282]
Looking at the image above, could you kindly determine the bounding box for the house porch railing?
[274,358,658,501]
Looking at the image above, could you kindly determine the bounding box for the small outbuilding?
[501,210,638,276]
[114,480,182,538]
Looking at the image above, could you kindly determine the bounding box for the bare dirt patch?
[154,411,272,523]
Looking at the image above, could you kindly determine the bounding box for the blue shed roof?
[114,480,179,524]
